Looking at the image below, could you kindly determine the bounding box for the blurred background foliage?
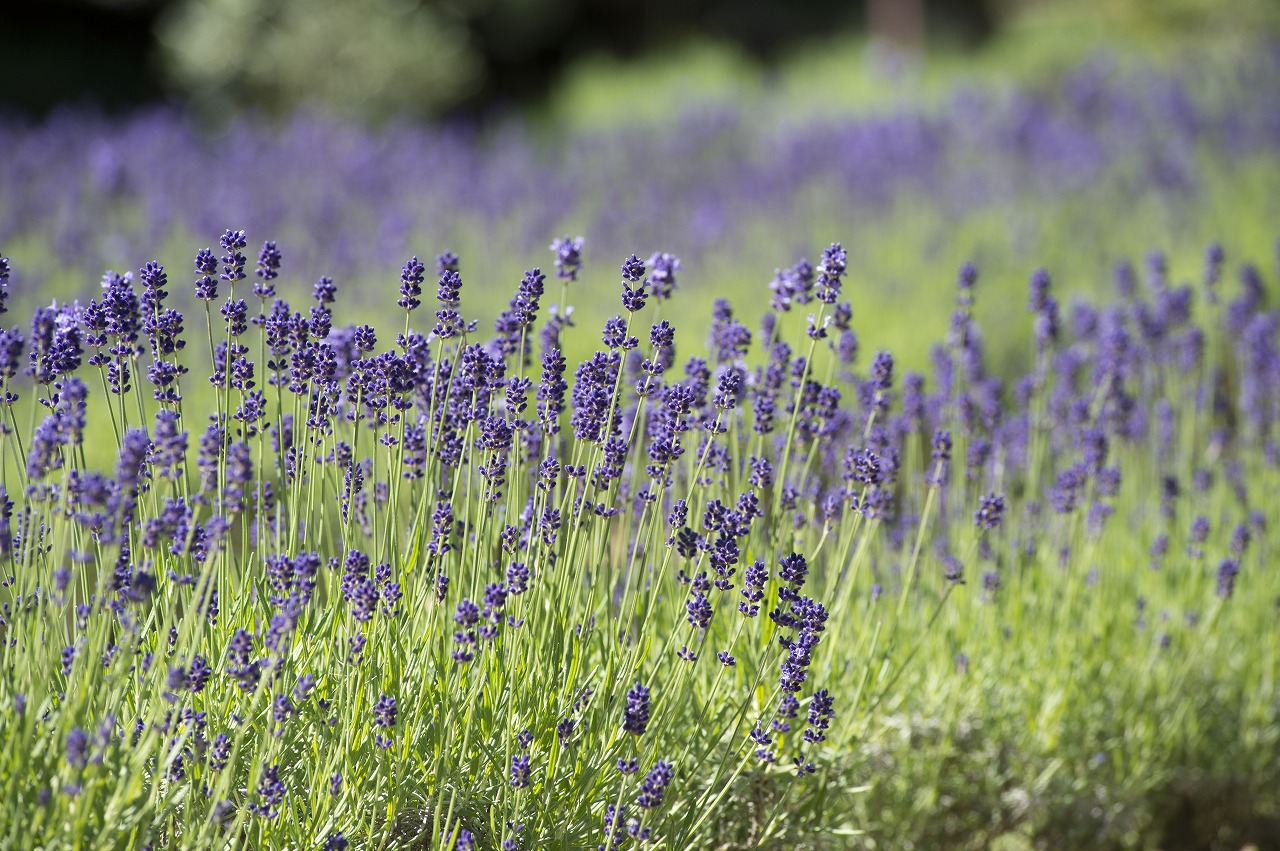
[4,0,1279,124]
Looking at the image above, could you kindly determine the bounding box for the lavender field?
[3,38,1280,851]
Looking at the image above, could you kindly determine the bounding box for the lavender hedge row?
[0,222,1278,847]
[3,49,1279,295]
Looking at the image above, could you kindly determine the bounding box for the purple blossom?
[254,241,281,298]
[550,236,584,281]
[373,694,397,748]
[1216,558,1240,598]
[623,683,650,736]
[510,754,531,788]
[252,763,286,819]
[636,760,674,809]
[815,242,847,304]
[686,593,713,630]
[647,252,681,300]
[397,255,425,312]
[974,491,1006,530]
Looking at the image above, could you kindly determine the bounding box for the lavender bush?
[3,49,1279,308]
[3,39,1280,851]
[2,223,1279,848]
[2,237,874,848]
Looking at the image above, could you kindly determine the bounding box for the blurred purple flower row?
[3,50,1278,289]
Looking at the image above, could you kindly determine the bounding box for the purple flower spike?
[550,236,584,281]
[623,682,650,736]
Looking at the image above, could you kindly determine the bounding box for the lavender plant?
[2,223,1280,850]
[0,236,876,849]
[3,49,1279,305]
